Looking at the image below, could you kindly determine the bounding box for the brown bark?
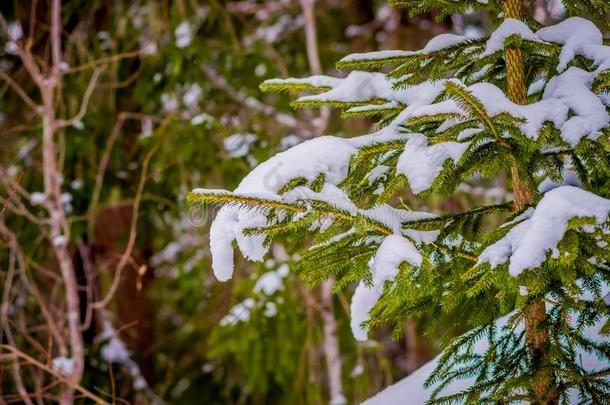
[503,0,533,212]
[504,1,557,403]
[525,300,557,404]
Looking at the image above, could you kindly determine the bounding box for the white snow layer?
[351,235,423,341]
[482,19,539,56]
[338,31,479,63]
[205,136,357,281]
[478,186,610,276]
[397,134,469,194]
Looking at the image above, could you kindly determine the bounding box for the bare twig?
[57,68,102,128]
[0,71,41,112]
[298,0,330,137]
[1,247,34,405]
[64,49,144,74]
[0,344,111,405]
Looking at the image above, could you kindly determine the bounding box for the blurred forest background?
[0,1,566,404]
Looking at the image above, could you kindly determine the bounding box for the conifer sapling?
[190,0,610,402]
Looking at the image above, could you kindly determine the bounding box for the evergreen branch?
[260,80,332,94]
[341,105,403,119]
[402,202,513,230]
[443,82,509,149]
[308,201,393,236]
[434,243,478,262]
[290,97,389,109]
[336,54,414,71]
[187,191,306,213]
[592,69,610,94]
[354,139,407,158]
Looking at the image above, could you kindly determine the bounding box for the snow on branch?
[478,186,610,277]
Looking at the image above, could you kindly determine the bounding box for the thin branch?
[298,0,330,137]
[64,49,144,74]
[57,68,102,128]
[50,0,62,82]
[1,239,34,405]
[0,71,41,112]
[0,345,111,405]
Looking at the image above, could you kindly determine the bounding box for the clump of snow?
[423,33,477,51]
[296,72,445,107]
[175,22,193,48]
[182,83,202,106]
[397,135,469,194]
[346,101,399,115]
[263,301,277,317]
[409,74,608,147]
[206,136,358,281]
[223,133,257,158]
[537,17,608,72]
[542,67,608,145]
[95,320,155,396]
[191,113,214,126]
[30,192,46,205]
[330,394,348,405]
[220,298,255,326]
[482,19,539,56]
[478,186,610,276]
[52,235,67,247]
[161,92,179,113]
[52,357,75,375]
[254,268,287,295]
[297,72,394,104]
[7,22,23,41]
[101,334,130,364]
[71,179,83,190]
[350,364,364,378]
[351,235,422,341]
[236,136,356,197]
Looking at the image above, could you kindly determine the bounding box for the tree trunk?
[503,1,557,403]
[404,320,419,374]
[298,3,345,403]
[320,280,346,405]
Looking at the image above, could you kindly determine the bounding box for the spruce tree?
[190,0,610,403]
